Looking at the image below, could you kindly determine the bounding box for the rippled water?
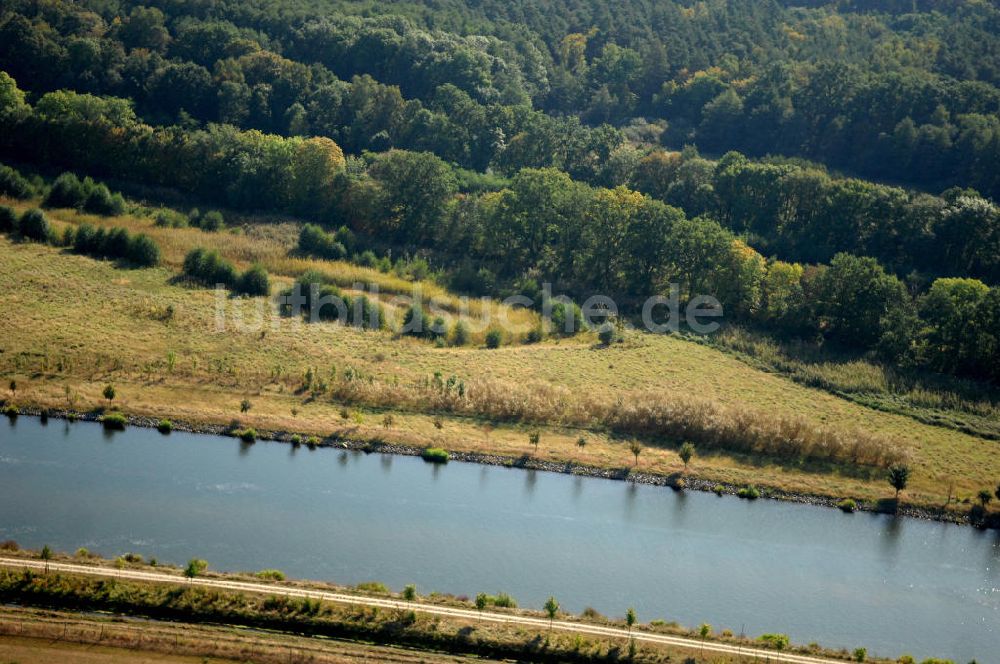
[1,416,998,661]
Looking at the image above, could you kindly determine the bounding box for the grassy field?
[0,606,491,664]
[1,200,999,514]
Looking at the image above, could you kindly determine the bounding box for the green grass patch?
[421,447,449,463]
[100,412,127,429]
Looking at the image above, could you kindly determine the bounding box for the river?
[1,416,997,661]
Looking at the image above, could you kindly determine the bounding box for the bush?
[157,419,173,434]
[73,224,154,265]
[183,247,237,288]
[154,208,188,228]
[101,412,127,430]
[184,558,208,578]
[493,592,517,608]
[0,205,17,233]
[83,183,126,216]
[235,264,271,296]
[485,328,503,349]
[18,208,50,242]
[402,304,428,337]
[299,223,347,259]
[838,498,857,513]
[199,210,224,232]
[421,447,449,463]
[71,223,97,253]
[2,404,18,417]
[451,320,470,346]
[127,233,161,267]
[355,581,390,594]
[549,299,584,336]
[0,163,32,198]
[0,540,18,551]
[737,485,761,500]
[44,172,87,208]
[104,227,131,258]
[355,249,378,267]
[713,484,725,496]
[758,634,789,650]
[598,322,616,345]
[256,569,286,581]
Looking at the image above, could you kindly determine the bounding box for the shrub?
[184,558,208,578]
[235,427,257,442]
[0,163,32,198]
[154,209,188,228]
[104,227,131,257]
[485,328,503,349]
[157,419,173,434]
[126,233,161,267]
[853,647,867,662]
[18,208,50,242]
[451,320,470,346]
[598,322,616,345]
[235,264,271,296]
[350,294,383,330]
[355,249,378,267]
[758,634,790,650]
[402,304,428,337]
[737,485,761,500]
[101,412,127,430]
[549,299,584,336]
[2,404,18,417]
[256,569,286,581]
[71,223,97,253]
[493,592,517,608]
[183,247,237,288]
[402,584,417,601]
[199,210,224,232]
[44,172,87,208]
[298,223,346,259]
[0,540,18,551]
[0,205,17,233]
[83,183,126,216]
[713,484,725,496]
[838,498,857,513]
[421,447,449,463]
[355,581,390,594]
[305,436,320,447]
[40,545,53,560]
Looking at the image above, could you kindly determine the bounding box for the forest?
[0,0,998,383]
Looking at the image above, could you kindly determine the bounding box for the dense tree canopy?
[0,0,998,381]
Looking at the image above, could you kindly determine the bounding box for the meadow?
[1,198,999,514]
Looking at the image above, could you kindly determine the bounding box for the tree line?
[1,74,996,382]
[2,0,999,203]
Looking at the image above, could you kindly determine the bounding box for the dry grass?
[1,224,998,509]
[1,197,537,341]
[0,607,485,664]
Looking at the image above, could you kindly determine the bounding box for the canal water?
[1,416,997,661]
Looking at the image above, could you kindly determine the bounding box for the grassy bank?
[1,206,999,516]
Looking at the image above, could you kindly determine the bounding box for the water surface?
[1,416,997,661]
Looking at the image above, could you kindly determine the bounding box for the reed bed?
[320,374,906,468]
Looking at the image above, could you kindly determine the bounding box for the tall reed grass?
[321,374,905,467]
